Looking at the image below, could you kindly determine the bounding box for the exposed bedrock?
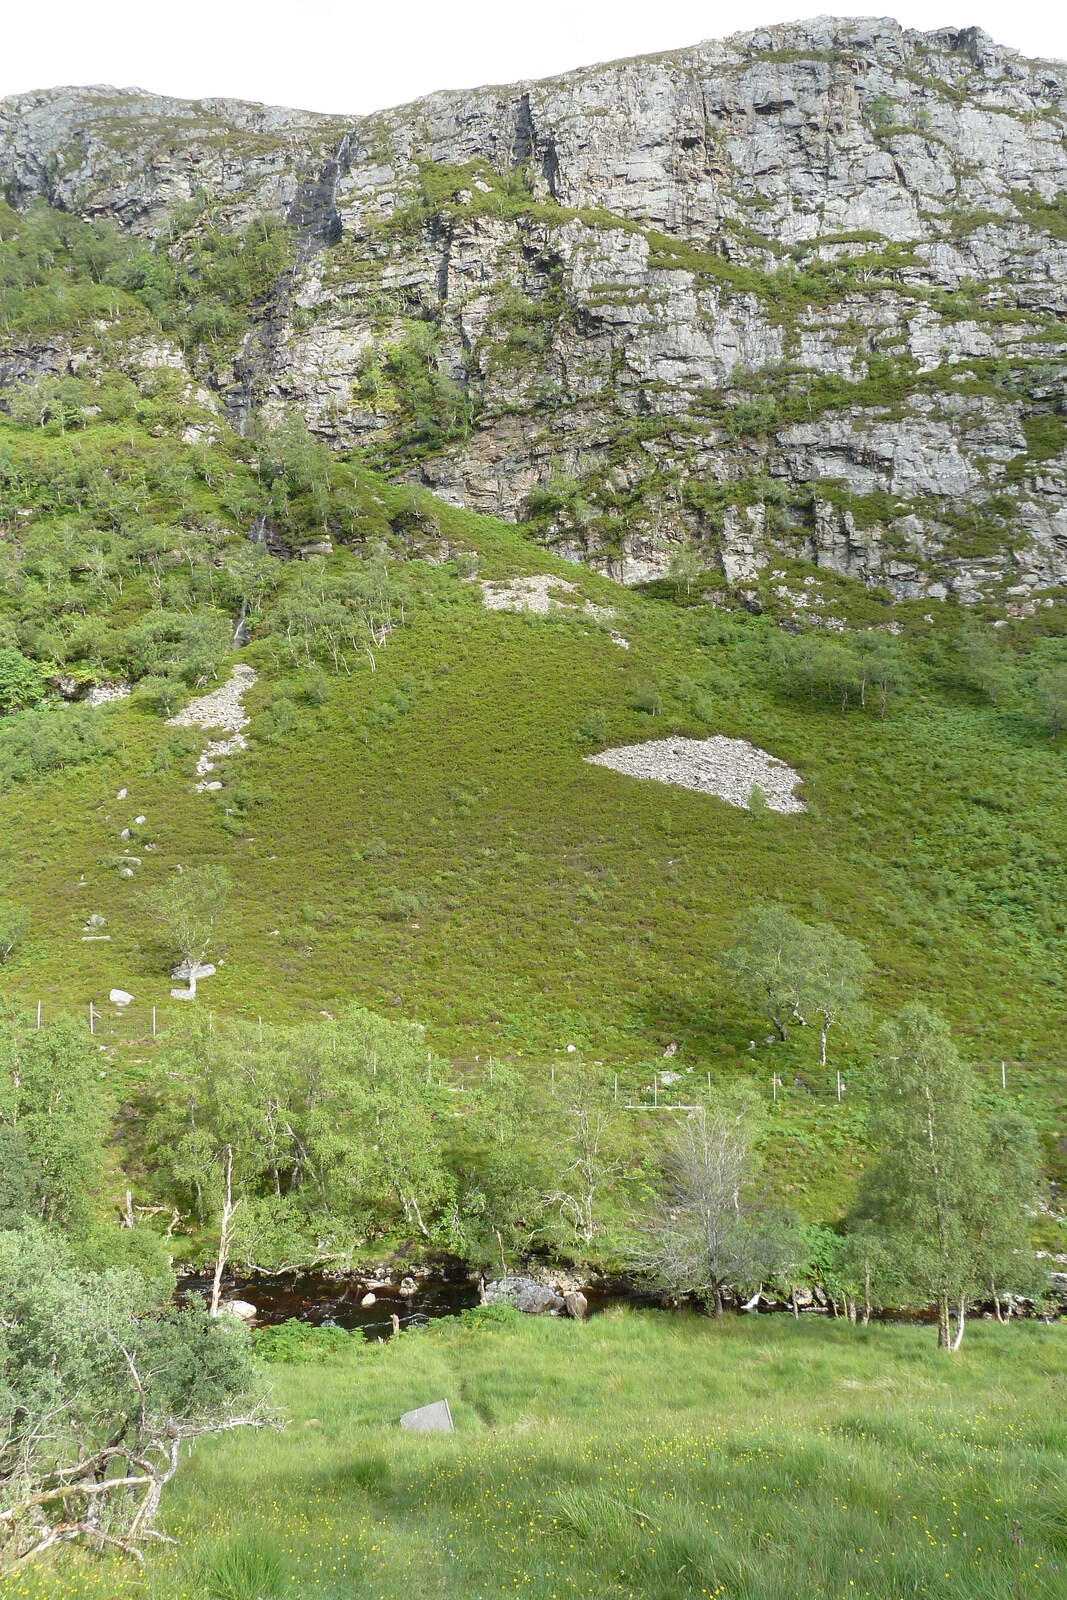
[3,18,1067,607]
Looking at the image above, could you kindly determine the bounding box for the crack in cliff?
[509,90,562,200]
[224,131,355,434]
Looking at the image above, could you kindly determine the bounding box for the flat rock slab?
[400,1399,454,1433]
[585,735,805,814]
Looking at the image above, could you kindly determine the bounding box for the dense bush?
[0,704,102,788]
[253,1320,362,1364]
[0,646,45,711]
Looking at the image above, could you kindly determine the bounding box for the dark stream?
[179,1270,479,1339]
[177,1270,655,1341]
[179,1272,1031,1339]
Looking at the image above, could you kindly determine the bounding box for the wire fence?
[18,997,1041,1113]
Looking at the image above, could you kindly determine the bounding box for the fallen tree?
[0,1224,275,1571]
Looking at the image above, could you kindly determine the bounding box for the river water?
[179,1270,481,1339]
[176,1269,663,1340]
[180,1271,1026,1339]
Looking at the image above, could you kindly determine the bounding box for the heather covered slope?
[0,418,1064,1226]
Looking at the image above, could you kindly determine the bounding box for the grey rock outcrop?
[484,1275,566,1315]
[4,19,1067,608]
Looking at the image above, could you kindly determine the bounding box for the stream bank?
[177,1266,1064,1340]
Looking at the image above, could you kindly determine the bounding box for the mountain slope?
[0,22,1063,1233]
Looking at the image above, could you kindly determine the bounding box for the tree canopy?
[721,902,869,1062]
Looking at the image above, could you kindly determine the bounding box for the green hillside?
[1,417,1066,1220]
[0,196,1064,1245]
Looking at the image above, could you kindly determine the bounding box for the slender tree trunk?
[402,1194,430,1238]
[862,1257,871,1327]
[846,1294,857,1325]
[210,1146,240,1317]
[937,1292,951,1350]
[819,1023,828,1068]
[790,1283,800,1319]
[951,1295,966,1352]
[991,1281,1004,1324]
[713,1286,724,1316]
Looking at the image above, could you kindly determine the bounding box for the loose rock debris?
[585,736,806,813]
[167,665,257,792]
[481,574,576,614]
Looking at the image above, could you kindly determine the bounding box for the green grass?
[4,1311,1064,1600]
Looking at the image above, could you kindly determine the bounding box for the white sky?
[3,2,1067,115]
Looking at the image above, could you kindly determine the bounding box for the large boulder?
[221,1299,257,1322]
[484,1275,565,1316]
[171,961,216,982]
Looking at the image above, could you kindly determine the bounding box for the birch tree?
[333,1004,449,1240]
[0,901,27,965]
[800,923,870,1067]
[856,1005,1041,1350]
[545,1068,622,1253]
[0,1226,267,1571]
[148,865,231,997]
[633,1093,795,1314]
[720,904,809,1043]
[722,904,869,1065]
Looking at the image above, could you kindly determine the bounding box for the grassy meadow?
[3,1309,1065,1600]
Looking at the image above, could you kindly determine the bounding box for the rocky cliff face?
[3,16,1067,609]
